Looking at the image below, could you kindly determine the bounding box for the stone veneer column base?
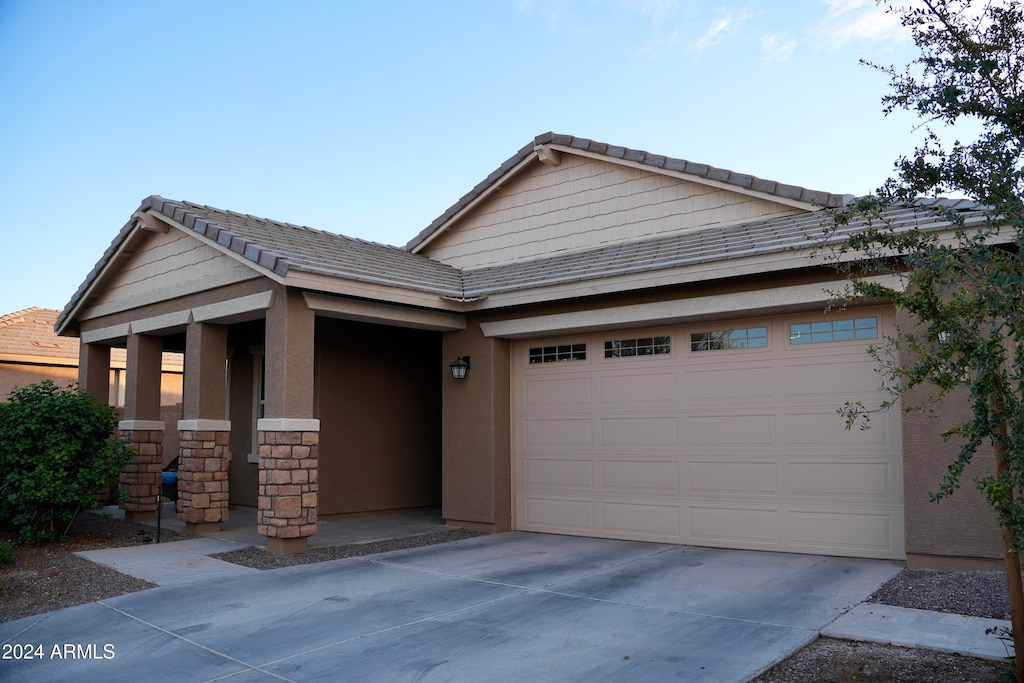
[117,420,165,518]
[267,537,308,555]
[177,420,231,534]
[123,511,155,523]
[258,418,319,555]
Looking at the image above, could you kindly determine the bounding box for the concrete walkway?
[76,504,450,586]
[825,603,1012,661]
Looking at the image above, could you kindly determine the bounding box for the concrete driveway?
[0,532,901,682]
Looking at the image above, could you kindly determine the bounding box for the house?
[1,307,184,465]
[56,133,1002,566]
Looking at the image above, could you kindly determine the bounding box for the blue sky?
[0,0,929,317]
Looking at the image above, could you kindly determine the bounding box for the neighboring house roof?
[0,308,82,364]
[3,308,181,369]
[405,132,853,253]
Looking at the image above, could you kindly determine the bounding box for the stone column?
[258,418,319,555]
[177,419,231,534]
[119,333,164,521]
[259,290,319,555]
[176,322,230,535]
[117,421,164,522]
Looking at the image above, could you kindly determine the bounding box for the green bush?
[0,540,13,567]
[0,380,133,543]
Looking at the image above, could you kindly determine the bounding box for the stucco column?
[124,333,162,421]
[441,328,512,533]
[259,290,318,554]
[118,333,164,521]
[78,341,110,404]
[177,321,231,535]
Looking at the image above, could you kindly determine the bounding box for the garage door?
[513,306,904,559]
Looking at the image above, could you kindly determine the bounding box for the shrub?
[0,380,133,543]
[0,540,13,567]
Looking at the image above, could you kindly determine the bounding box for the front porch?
[98,503,449,550]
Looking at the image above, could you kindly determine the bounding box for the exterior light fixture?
[449,356,470,380]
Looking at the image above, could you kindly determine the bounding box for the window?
[690,327,767,352]
[790,317,877,345]
[605,336,671,358]
[529,343,587,364]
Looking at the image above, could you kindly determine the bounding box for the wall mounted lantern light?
[449,356,470,380]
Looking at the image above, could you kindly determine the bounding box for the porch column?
[177,321,231,535]
[258,290,319,555]
[118,333,164,522]
[78,341,110,403]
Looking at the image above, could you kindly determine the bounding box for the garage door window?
[690,326,767,351]
[604,336,671,358]
[790,317,877,345]
[529,343,587,364]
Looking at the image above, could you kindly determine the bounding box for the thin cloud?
[693,9,755,53]
[809,0,908,50]
[761,33,796,63]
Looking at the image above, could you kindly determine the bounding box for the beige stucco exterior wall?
[315,318,442,517]
[897,313,1004,568]
[442,325,512,531]
[0,363,78,400]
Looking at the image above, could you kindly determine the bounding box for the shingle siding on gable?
[86,228,259,320]
[419,155,805,269]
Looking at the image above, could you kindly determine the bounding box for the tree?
[0,380,133,543]
[822,1,1024,677]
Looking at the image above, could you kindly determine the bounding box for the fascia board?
[303,292,466,331]
[459,249,829,312]
[480,274,903,339]
[409,153,539,254]
[146,210,287,285]
[283,271,465,313]
[55,224,149,337]
[547,144,826,212]
[0,354,79,368]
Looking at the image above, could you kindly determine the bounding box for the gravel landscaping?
[0,512,1015,681]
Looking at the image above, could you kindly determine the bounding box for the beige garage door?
[513,306,904,559]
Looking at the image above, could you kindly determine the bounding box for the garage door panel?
[783,360,883,397]
[786,411,891,447]
[514,308,904,560]
[788,510,893,553]
[687,415,776,447]
[599,372,677,404]
[786,462,892,499]
[523,377,593,408]
[690,507,779,544]
[524,458,594,488]
[602,460,681,492]
[688,461,778,495]
[524,418,593,447]
[683,366,775,400]
[601,416,679,447]
[601,502,681,538]
[523,497,594,532]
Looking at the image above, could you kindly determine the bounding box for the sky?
[0,0,937,318]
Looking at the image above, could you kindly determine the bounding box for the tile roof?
[0,308,178,368]
[404,132,853,251]
[460,200,993,297]
[0,308,80,361]
[57,196,465,331]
